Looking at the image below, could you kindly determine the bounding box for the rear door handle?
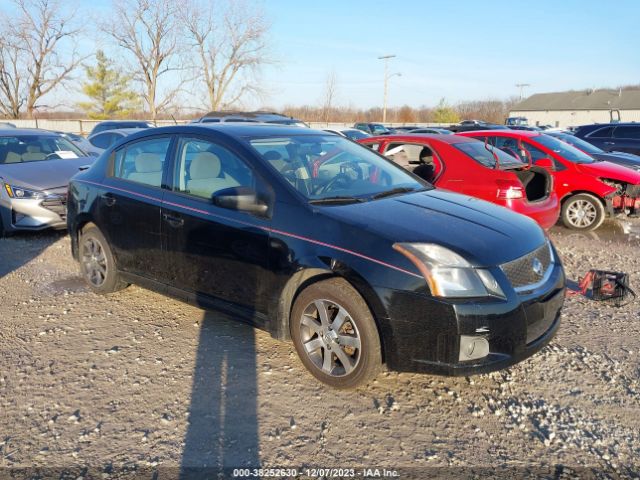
[100,193,116,207]
[162,213,184,228]
[603,141,615,145]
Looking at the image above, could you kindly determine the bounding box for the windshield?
[552,133,603,155]
[534,134,596,163]
[453,141,525,168]
[247,134,426,201]
[0,135,85,164]
[371,124,389,135]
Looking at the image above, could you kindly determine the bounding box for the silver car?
[0,129,93,237]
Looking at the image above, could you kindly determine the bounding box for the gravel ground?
[1,220,640,479]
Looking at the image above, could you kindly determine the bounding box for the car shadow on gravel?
[0,230,65,278]
[180,310,260,477]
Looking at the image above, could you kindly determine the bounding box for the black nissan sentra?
[67,124,565,388]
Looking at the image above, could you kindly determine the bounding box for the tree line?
[0,0,268,120]
[0,0,517,124]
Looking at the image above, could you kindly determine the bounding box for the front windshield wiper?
[308,196,365,205]
[371,186,419,200]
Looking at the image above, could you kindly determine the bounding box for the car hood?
[0,157,94,192]
[576,160,640,184]
[592,151,640,168]
[319,189,546,267]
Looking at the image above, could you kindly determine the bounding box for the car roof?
[0,128,59,136]
[364,133,478,144]
[460,129,541,138]
[109,123,328,144]
[91,127,148,136]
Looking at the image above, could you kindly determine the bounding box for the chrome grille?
[40,194,67,220]
[500,242,552,290]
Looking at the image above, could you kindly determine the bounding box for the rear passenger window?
[613,126,640,139]
[173,137,255,200]
[113,137,171,188]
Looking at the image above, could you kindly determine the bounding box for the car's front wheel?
[290,278,382,389]
[79,225,128,294]
[561,193,605,231]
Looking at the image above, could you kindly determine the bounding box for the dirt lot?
[1,220,640,479]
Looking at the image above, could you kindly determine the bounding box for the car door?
[161,134,272,314]
[583,126,615,152]
[611,126,640,155]
[98,135,173,280]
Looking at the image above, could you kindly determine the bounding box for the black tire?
[78,225,128,294]
[561,193,605,231]
[290,278,382,389]
[0,210,12,238]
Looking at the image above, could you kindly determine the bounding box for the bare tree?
[0,0,84,118]
[102,0,182,121]
[180,0,270,111]
[320,70,337,125]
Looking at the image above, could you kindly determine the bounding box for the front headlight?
[393,243,505,298]
[3,183,45,199]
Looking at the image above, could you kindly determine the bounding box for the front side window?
[587,126,613,138]
[248,134,425,201]
[0,135,84,164]
[173,137,255,200]
[113,136,171,187]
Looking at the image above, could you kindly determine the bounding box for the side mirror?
[534,158,554,170]
[212,186,269,216]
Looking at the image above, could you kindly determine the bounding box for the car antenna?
[484,137,500,169]
[171,114,178,125]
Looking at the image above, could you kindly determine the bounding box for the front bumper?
[376,261,565,376]
[0,195,67,232]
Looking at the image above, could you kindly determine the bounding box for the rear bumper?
[501,196,560,230]
[376,262,565,375]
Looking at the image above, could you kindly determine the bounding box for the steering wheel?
[316,173,353,194]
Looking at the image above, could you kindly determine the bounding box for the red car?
[459,131,640,231]
[358,134,560,230]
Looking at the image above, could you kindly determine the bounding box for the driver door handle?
[100,193,116,207]
[163,213,184,228]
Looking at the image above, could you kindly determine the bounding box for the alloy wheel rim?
[299,299,362,377]
[567,199,597,228]
[81,237,107,287]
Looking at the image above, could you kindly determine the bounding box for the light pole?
[515,83,530,100]
[378,55,400,123]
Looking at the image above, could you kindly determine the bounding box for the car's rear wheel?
[290,278,381,389]
[561,193,605,231]
[79,225,127,294]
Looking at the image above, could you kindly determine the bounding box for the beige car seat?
[127,152,163,185]
[186,151,239,198]
[22,145,47,162]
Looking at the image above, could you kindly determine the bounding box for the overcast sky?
[4,0,640,110]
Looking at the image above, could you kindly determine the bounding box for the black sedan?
[67,124,565,388]
[546,131,640,172]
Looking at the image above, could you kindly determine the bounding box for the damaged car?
[460,130,640,231]
[358,134,560,230]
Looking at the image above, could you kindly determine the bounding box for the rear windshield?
[534,134,596,163]
[453,141,524,168]
[0,135,85,164]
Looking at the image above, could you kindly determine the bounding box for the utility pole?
[378,54,400,123]
[515,83,531,100]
